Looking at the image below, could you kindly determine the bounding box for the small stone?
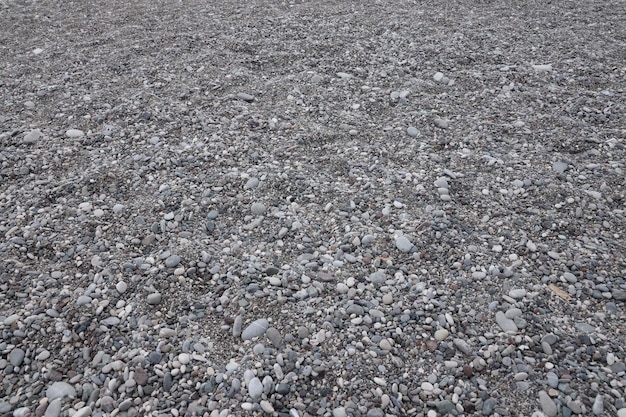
[147,293,162,305]
[244,177,260,190]
[434,329,449,341]
[395,236,412,252]
[407,126,419,137]
[496,311,518,332]
[242,319,269,340]
[538,390,557,417]
[116,281,128,293]
[260,400,274,413]
[66,129,84,138]
[74,406,91,417]
[433,72,444,82]
[251,202,266,215]
[9,348,25,366]
[332,407,347,417]
[453,338,472,355]
[237,92,255,102]
[373,377,386,386]
[178,353,190,365]
[23,129,42,144]
[76,295,92,306]
[553,161,568,174]
[592,394,604,415]
[509,289,526,299]
[46,382,76,401]
[248,377,263,401]
[266,327,283,349]
[382,293,393,304]
[617,408,626,417]
[164,255,181,268]
[44,399,62,417]
[434,118,449,128]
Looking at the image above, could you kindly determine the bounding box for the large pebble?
[66,129,84,138]
[147,293,162,305]
[538,391,557,417]
[242,319,269,340]
[23,129,42,144]
[46,382,76,401]
[164,255,181,268]
[116,281,128,293]
[248,377,263,401]
[495,311,518,332]
[44,399,62,417]
[395,236,412,252]
[9,348,25,366]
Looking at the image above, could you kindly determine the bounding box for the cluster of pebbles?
[1,0,625,416]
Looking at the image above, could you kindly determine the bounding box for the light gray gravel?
[1,0,625,416]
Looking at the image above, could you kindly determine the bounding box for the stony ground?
[1,0,625,416]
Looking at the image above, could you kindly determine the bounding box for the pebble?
[538,391,557,417]
[509,289,526,299]
[434,118,449,128]
[592,394,604,415]
[9,348,25,366]
[332,407,347,417]
[165,255,181,268]
[553,161,568,174]
[116,281,128,293]
[248,377,263,401]
[23,129,42,144]
[260,400,274,413]
[74,406,91,417]
[65,129,84,138]
[46,382,76,400]
[237,92,255,102]
[242,319,270,340]
[44,399,62,417]
[495,311,518,332]
[244,177,260,190]
[251,202,266,215]
[453,338,472,355]
[407,126,419,137]
[434,329,449,341]
[395,236,412,252]
[147,293,162,305]
[617,409,626,417]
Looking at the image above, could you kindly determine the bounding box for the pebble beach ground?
[1,0,625,416]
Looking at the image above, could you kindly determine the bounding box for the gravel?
[1,0,625,416]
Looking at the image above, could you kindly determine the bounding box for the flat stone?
[66,129,84,138]
[9,348,25,366]
[242,319,269,340]
[147,293,162,305]
[164,255,181,268]
[46,382,76,401]
[495,311,518,332]
[538,390,557,417]
[395,236,412,252]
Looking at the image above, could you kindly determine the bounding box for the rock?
[242,319,269,340]
[509,289,526,299]
[251,202,266,215]
[46,382,76,401]
[538,391,557,417]
[434,118,449,128]
[9,348,25,366]
[74,406,91,417]
[453,338,472,355]
[147,293,162,305]
[237,92,255,102]
[407,126,419,137]
[248,377,263,401]
[65,129,84,138]
[332,407,347,417]
[496,311,518,332]
[617,408,626,417]
[23,129,42,144]
[434,329,449,341]
[116,281,128,293]
[44,399,62,417]
[266,327,283,349]
[552,161,568,174]
[395,236,412,252]
[164,255,181,268]
[592,394,604,415]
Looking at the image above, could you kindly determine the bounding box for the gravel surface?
[1,0,625,416]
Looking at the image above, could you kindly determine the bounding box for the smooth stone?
[251,202,266,215]
[147,293,162,305]
[244,177,260,190]
[101,317,120,326]
[407,126,419,137]
[552,161,568,174]
[617,408,626,417]
[233,316,243,338]
[46,382,76,400]
[592,394,604,415]
[260,401,274,413]
[76,295,92,306]
[332,407,347,417]
[178,353,190,365]
[538,390,557,417]
[242,319,269,340]
[23,129,42,144]
[495,311,518,332]
[574,322,595,333]
[116,281,128,293]
[74,406,91,417]
[434,118,449,128]
[265,327,283,349]
[66,129,84,138]
[346,304,364,315]
[434,329,449,341]
[546,372,558,388]
[44,399,62,417]
[164,255,181,268]
[248,377,263,401]
[395,236,412,252]
[9,348,25,366]
[237,92,255,102]
[367,409,384,417]
[453,338,472,355]
[508,289,526,299]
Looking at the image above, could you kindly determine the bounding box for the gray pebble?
[434,118,449,128]
[237,92,255,102]
[546,372,559,388]
[453,338,472,355]
[164,255,181,268]
[44,399,62,417]
[244,177,260,190]
[592,394,604,415]
[23,129,42,144]
[266,327,283,349]
[233,316,243,338]
[251,202,266,215]
[495,311,518,332]
[395,236,412,252]
[146,293,162,305]
[46,382,76,401]
[9,348,25,366]
[552,161,568,174]
[538,390,557,417]
[248,377,263,401]
[407,126,419,137]
[76,295,92,306]
[508,289,526,299]
[242,318,269,340]
[346,303,365,315]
